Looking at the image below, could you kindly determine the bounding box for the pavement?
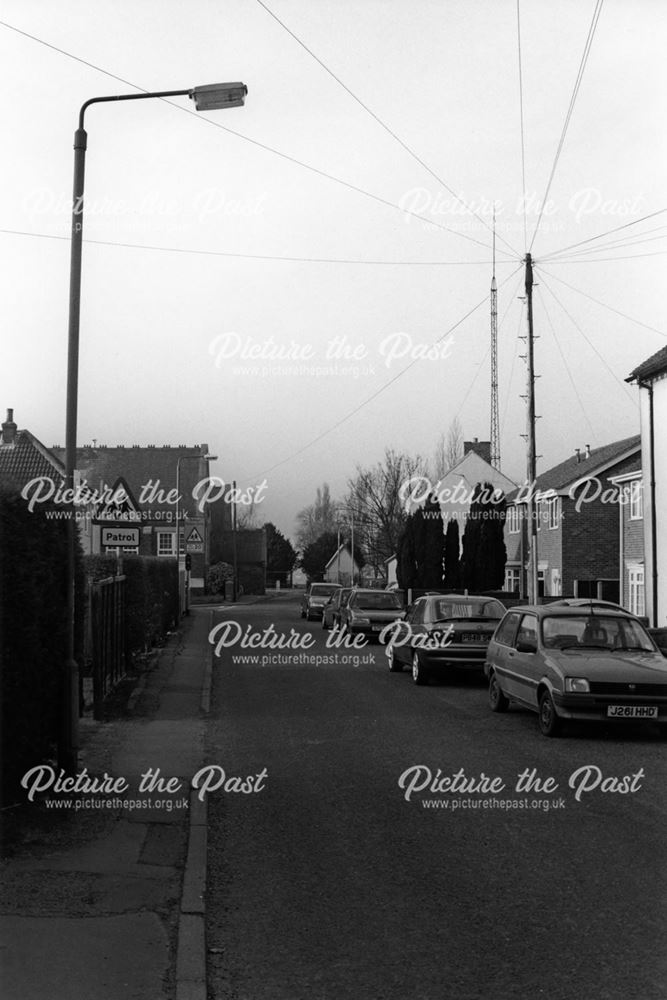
[0,604,222,1000]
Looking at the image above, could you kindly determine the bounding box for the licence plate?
[607,705,658,719]
[459,632,482,643]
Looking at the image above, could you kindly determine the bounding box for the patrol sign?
[102,526,140,548]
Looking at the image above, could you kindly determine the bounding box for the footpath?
[0,605,220,1000]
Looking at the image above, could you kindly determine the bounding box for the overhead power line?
[255,0,521,260]
[249,265,524,480]
[0,227,514,267]
[537,265,667,340]
[529,0,605,252]
[539,207,667,261]
[0,18,517,259]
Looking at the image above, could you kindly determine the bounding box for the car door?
[488,611,520,689]
[395,600,424,666]
[507,613,540,707]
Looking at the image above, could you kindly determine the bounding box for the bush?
[0,490,84,800]
[206,561,234,595]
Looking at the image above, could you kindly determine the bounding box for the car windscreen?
[351,593,403,610]
[310,585,340,597]
[542,614,656,652]
[432,599,505,620]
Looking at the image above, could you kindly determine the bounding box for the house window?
[507,506,520,534]
[546,497,561,530]
[629,480,643,520]
[504,566,520,592]
[157,531,176,557]
[628,566,645,617]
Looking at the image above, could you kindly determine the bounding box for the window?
[629,480,643,520]
[504,566,520,592]
[628,566,645,617]
[495,612,521,646]
[157,531,176,556]
[507,506,520,534]
[546,497,561,530]
[516,614,538,648]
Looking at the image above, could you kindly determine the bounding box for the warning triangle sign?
[187,527,203,543]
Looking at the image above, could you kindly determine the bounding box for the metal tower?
[490,210,501,469]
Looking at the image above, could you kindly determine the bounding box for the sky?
[1,0,666,543]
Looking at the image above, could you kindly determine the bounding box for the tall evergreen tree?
[443,518,461,589]
[461,482,506,591]
[420,492,445,589]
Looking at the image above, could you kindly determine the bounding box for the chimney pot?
[585,443,591,458]
[1,408,17,445]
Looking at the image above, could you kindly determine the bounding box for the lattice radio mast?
[490,208,501,469]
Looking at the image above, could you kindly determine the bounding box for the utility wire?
[529,0,604,252]
[548,250,667,264]
[255,0,521,260]
[249,265,524,479]
[537,271,639,408]
[536,286,597,443]
[0,227,512,267]
[541,228,667,261]
[0,18,515,259]
[537,265,667,339]
[539,207,667,260]
[516,0,528,252]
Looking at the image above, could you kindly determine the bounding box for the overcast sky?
[1,0,665,542]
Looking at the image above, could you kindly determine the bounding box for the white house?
[323,543,362,586]
[424,439,517,527]
[627,346,667,627]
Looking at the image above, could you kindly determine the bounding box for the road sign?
[187,527,203,543]
[186,542,204,553]
[101,526,140,548]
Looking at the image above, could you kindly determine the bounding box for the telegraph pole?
[524,253,539,604]
[490,207,501,470]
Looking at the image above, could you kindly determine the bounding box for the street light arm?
[78,89,192,129]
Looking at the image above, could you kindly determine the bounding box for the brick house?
[52,443,217,591]
[0,408,65,492]
[609,469,645,616]
[626,344,667,627]
[504,435,641,599]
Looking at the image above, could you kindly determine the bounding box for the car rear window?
[352,592,403,610]
[432,599,505,620]
[310,585,341,597]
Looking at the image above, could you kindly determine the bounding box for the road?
[205,592,667,1000]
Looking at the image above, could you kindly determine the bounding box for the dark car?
[387,594,506,684]
[339,588,405,640]
[301,583,342,622]
[322,587,352,630]
[485,604,667,736]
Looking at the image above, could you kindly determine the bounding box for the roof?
[0,429,66,491]
[507,435,640,501]
[626,344,667,383]
[51,444,212,516]
[324,542,361,570]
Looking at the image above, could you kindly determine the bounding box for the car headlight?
[565,677,590,693]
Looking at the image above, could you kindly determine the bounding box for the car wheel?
[388,645,403,672]
[488,671,509,712]
[538,689,562,737]
[412,651,429,685]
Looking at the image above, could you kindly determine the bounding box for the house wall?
[640,376,667,626]
[562,452,640,597]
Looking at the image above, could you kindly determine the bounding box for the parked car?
[322,587,352,630]
[340,588,405,640]
[485,604,667,737]
[387,594,506,684]
[301,583,342,621]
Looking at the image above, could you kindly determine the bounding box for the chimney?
[463,438,491,465]
[585,443,591,459]
[1,408,17,446]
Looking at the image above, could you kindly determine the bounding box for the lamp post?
[62,83,247,772]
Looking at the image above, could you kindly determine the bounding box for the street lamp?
[62,83,246,771]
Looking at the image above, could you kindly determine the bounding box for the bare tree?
[432,417,464,482]
[295,482,338,549]
[345,448,428,575]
